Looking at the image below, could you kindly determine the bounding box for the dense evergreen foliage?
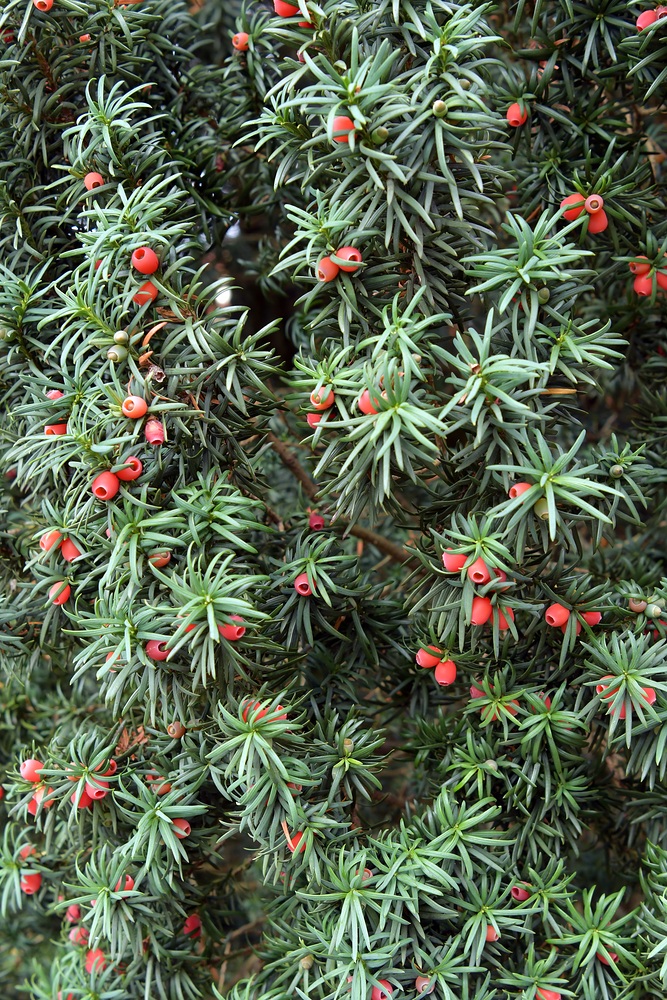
[1,1,667,999]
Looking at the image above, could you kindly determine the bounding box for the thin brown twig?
[267,432,419,568]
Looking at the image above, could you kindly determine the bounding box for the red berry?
[331,115,356,143]
[560,619,582,636]
[629,256,651,275]
[28,786,54,815]
[597,951,618,965]
[641,686,657,705]
[44,423,68,436]
[70,787,93,809]
[85,948,106,973]
[333,246,362,271]
[49,582,71,605]
[286,830,306,853]
[485,924,499,941]
[145,639,170,661]
[358,388,381,415]
[167,720,186,739]
[183,913,201,937]
[46,389,64,400]
[634,274,654,296]
[117,456,143,481]
[415,977,435,994]
[416,646,442,669]
[317,256,339,282]
[148,550,171,568]
[469,685,485,699]
[471,596,493,626]
[467,557,491,584]
[506,102,528,127]
[434,659,457,686]
[19,844,36,860]
[511,884,531,901]
[274,0,299,13]
[656,270,667,291]
[587,209,608,234]
[40,529,63,553]
[294,572,313,596]
[121,395,148,419]
[494,606,514,631]
[545,603,570,627]
[79,33,91,41]
[637,9,658,29]
[581,610,602,626]
[60,538,82,562]
[91,471,120,501]
[508,481,532,499]
[371,982,393,1000]
[172,817,191,839]
[133,281,158,305]
[306,412,323,428]
[536,990,561,1000]
[83,172,104,190]
[309,511,325,530]
[442,549,467,572]
[131,247,159,275]
[584,194,604,214]
[218,615,246,641]
[65,903,81,921]
[20,872,42,895]
[310,387,334,409]
[69,926,89,944]
[84,780,109,801]
[560,193,585,221]
[115,875,134,891]
[144,418,165,444]
[232,31,249,51]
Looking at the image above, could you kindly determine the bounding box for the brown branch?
[267,432,318,500]
[267,433,419,568]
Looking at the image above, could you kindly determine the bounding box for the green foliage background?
[1,1,667,999]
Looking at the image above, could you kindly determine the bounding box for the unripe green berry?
[537,287,550,304]
[333,60,347,74]
[432,100,448,117]
[460,78,471,90]
[533,497,550,520]
[648,604,662,619]
[107,345,128,363]
[300,956,314,970]
[372,126,389,144]
[610,464,624,478]
[485,759,499,771]
[0,327,13,341]
[113,330,129,345]
[342,738,354,754]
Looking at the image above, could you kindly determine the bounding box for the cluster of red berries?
[628,255,667,296]
[637,6,667,29]
[306,382,386,429]
[89,394,150,504]
[415,645,457,686]
[560,192,608,234]
[596,676,656,719]
[317,246,363,282]
[442,549,514,631]
[544,602,602,636]
[145,614,247,662]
